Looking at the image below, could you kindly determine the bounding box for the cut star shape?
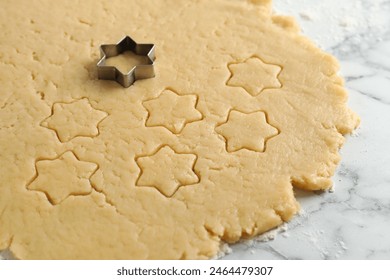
[143,89,203,134]
[27,151,98,205]
[136,146,199,197]
[41,98,108,142]
[227,56,282,96]
[215,110,279,153]
[97,35,155,88]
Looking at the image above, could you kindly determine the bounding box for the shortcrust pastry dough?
[0,0,359,259]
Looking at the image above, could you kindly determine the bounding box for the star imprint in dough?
[227,56,282,96]
[215,110,279,153]
[41,98,108,142]
[136,146,199,197]
[143,89,203,134]
[27,151,98,205]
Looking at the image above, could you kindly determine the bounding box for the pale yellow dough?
[0,0,359,259]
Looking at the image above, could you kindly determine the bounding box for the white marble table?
[224,0,390,260]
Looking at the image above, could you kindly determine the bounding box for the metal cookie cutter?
[97,36,155,88]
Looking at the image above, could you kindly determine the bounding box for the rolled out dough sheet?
[0,0,359,259]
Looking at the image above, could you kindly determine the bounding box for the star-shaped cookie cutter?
[97,36,155,88]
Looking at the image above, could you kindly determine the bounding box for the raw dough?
[0,0,359,259]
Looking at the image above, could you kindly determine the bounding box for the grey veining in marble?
[223,0,390,260]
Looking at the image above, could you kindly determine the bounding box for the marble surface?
[223,0,390,260]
